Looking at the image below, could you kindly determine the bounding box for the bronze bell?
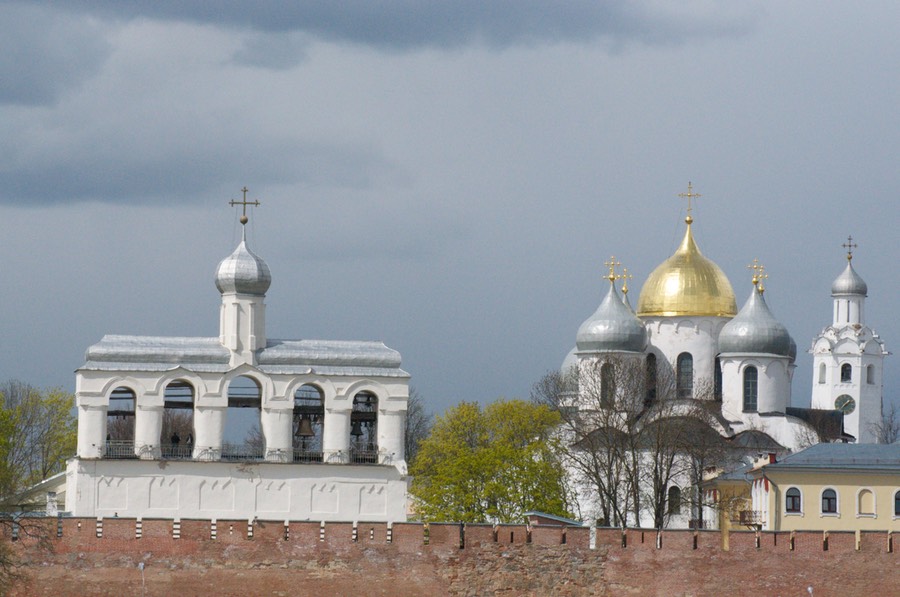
[350,419,364,437]
[295,416,315,437]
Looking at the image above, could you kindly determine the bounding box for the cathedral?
[66,193,411,522]
[560,185,889,527]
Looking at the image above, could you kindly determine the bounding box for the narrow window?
[866,365,875,385]
[786,488,801,513]
[645,354,657,406]
[818,363,826,384]
[841,363,852,383]
[714,358,723,401]
[743,366,758,412]
[858,489,875,516]
[600,363,615,407]
[822,489,838,514]
[676,353,693,399]
[894,491,900,517]
[667,486,682,516]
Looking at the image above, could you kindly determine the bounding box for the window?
[786,487,802,513]
[676,353,693,399]
[818,363,826,384]
[743,366,758,412]
[667,486,682,516]
[822,489,838,514]
[714,358,723,401]
[600,363,615,407]
[841,363,852,383]
[867,365,875,385]
[895,491,900,517]
[645,354,657,406]
[857,489,875,517]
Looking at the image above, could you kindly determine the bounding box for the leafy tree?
[410,399,571,523]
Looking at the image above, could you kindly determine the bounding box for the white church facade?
[66,193,411,522]
[560,187,889,528]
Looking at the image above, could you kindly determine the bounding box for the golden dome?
[637,219,737,318]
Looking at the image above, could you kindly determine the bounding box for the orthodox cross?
[842,235,857,261]
[604,256,622,284]
[677,182,701,223]
[747,258,768,293]
[620,267,633,295]
[229,187,261,226]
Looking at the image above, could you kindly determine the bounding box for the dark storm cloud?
[31,1,756,50]
[0,4,110,105]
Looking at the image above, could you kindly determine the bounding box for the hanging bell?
[350,419,364,437]
[296,416,315,437]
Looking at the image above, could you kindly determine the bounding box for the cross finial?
[677,182,701,225]
[842,235,857,261]
[747,259,768,294]
[603,256,622,285]
[620,267,633,295]
[229,186,261,226]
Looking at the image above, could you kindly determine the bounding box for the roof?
[81,335,409,378]
[764,442,900,472]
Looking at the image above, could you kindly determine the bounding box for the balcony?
[737,510,766,527]
[101,440,380,464]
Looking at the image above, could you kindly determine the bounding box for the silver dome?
[215,239,272,295]
[576,283,648,353]
[831,261,867,296]
[718,287,794,358]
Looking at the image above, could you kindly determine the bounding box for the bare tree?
[871,402,900,445]
[404,387,432,466]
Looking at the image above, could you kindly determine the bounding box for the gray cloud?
[0,4,110,105]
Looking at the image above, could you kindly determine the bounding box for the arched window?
[350,391,378,463]
[162,381,194,459]
[600,363,615,407]
[743,366,758,412]
[841,363,852,383]
[822,488,838,514]
[866,365,875,385]
[858,489,875,516]
[818,363,826,384]
[225,376,262,460]
[785,487,802,513]
[645,354,657,406]
[294,384,324,463]
[714,358,723,402]
[667,486,682,516]
[676,353,693,399]
[894,491,900,517]
[106,386,136,458]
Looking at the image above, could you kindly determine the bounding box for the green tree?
[410,399,571,523]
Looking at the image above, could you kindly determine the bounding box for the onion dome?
[215,235,271,295]
[831,260,867,296]
[718,284,794,358]
[637,217,737,318]
[577,278,648,353]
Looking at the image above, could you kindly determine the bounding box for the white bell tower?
[810,238,889,443]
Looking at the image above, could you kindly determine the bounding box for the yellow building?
[746,443,900,531]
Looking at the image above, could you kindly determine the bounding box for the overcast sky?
[2,1,898,418]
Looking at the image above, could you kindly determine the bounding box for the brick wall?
[7,519,898,596]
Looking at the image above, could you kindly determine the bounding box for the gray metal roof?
[215,239,272,296]
[831,260,867,296]
[765,442,900,471]
[81,335,408,378]
[576,282,647,353]
[718,287,794,358]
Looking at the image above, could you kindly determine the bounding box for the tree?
[871,402,900,444]
[404,387,432,466]
[410,399,571,523]
[0,381,77,504]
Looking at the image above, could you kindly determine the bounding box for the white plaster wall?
[643,316,729,398]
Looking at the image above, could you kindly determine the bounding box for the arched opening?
[743,366,758,412]
[818,363,826,384]
[600,363,615,408]
[894,491,900,517]
[162,381,194,459]
[224,376,262,460]
[106,386,136,458]
[858,489,875,516]
[667,486,682,516]
[645,354,657,407]
[822,488,838,514]
[293,384,324,463]
[714,357,723,401]
[841,363,852,383]
[350,391,378,463]
[866,365,875,384]
[676,353,693,399]
[785,487,802,513]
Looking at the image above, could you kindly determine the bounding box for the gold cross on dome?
[621,267,633,295]
[842,235,858,261]
[678,182,701,223]
[604,256,622,283]
[747,258,762,285]
[229,186,261,226]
